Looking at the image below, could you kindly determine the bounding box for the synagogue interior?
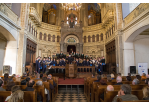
[0,3,149,102]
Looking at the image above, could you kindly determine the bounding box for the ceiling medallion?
[61,3,82,11]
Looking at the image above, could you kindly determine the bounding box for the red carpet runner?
[58,78,84,85]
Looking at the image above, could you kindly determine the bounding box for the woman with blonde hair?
[142,86,149,100]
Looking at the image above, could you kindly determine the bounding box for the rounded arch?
[64,35,79,43]
[0,25,16,41]
[126,25,149,42]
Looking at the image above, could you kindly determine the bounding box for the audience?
[24,79,35,91]
[126,76,131,81]
[136,75,141,80]
[112,84,138,102]
[141,73,147,81]
[5,85,23,102]
[47,74,52,80]
[35,73,40,80]
[100,79,107,85]
[115,76,123,85]
[117,73,121,76]
[145,78,149,84]
[142,86,149,100]
[22,72,27,77]
[0,79,6,91]
[6,81,15,91]
[132,78,139,85]
[100,85,114,101]
[94,75,101,82]
[4,73,9,82]
[111,73,115,80]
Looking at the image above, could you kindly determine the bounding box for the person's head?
[36,73,40,79]
[23,72,27,77]
[145,78,149,84]
[136,75,141,80]
[40,73,43,78]
[107,85,114,91]
[100,79,107,85]
[27,79,34,87]
[21,79,26,85]
[107,77,112,82]
[48,74,52,79]
[142,73,146,76]
[126,76,131,81]
[142,86,149,99]
[42,77,47,82]
[26,77,30,82]
[116,76,122,83]
[92,73,95,77]
[97,75,101,81]
[11,85,21,93]
[4,73,9,79]
[111,73,115,79]
[128,73,131,77]
[119,84,131,95]
[132,78,139,85]
[6,81,15,91]
[117,73,121,76]
[0,79,4,87]
[36,81,42,86]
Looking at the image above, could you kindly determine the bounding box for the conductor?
[68,55,72,64]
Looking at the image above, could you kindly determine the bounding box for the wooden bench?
[104,90,143,102]
[0,91,36,102]
[48,79,56,102]
[33,85,45,102]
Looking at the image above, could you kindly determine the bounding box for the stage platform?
[58,78,84,93]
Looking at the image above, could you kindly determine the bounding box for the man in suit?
[36,57,39,73]
[112,84,138,102]
[42,58,46,73]
[115,76,123,85]
[56,51,59,59]
[0,79,6,91]
[52,59,56,66]
[81,53,84,59]
[59,51,63,58]
[48,55,51,60]
[68,55,72,64]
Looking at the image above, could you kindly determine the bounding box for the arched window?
[84,36,86,43]
[48,34,51,41]
[39,32,42,40]
[88,35,91,42]
[92,35,95,42]
[29,23,31,32]
[32,26,34,34]
[57,36,60,42]
[96,34,99,42]
[44,33,46,41]
[52,35,55,42]
[101,33,103,41]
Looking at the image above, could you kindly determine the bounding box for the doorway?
[67,45,76,54]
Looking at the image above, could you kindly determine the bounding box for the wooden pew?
[43,82,51,102]
[33,85,45,102]
[91,82,100,102]
[0,91,37,102]
[2,85,27,90]
[85,77,90,98]
[87,78,97,102]
[104,90,143,102]
[48,79,56,102]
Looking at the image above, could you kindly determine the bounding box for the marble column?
[79,44,83,54]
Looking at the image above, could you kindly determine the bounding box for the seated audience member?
[47,74,52,80]
[12,74,16,78]
[126,76,131,81]
[141,73,147,81]
[92,73,95,78]
[35,73,40,80]
[42,77,54,90]
[22,72,27,77]
[24,79,42,102]
[118,73,121,76]
[24,79,35,91]
[115,76,123,85]
[21,79,26,85]
[142,86,149,100]
[136,75,141,80]
[5,85,23,102]
[100,85,114,100]
[112,84,139,102]
[145,78,149,84]
[94,75,101,82]
[128,73,131,77]
[26,77,30,82]
[100,79,107,85]
[107,77,112,82]
[36,81,50,101]
[0,79,6,91]
[111,73,115,79]
[40,73,43,79]
[132,78,139,85]
[6,81,15,91]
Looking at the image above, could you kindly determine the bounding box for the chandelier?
[61,3,82,11]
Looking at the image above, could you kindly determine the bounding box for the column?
[60,43,64,52]
[76,43,80,52]
[79,44,83,54]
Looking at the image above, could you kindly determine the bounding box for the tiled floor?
[55,87,87,102]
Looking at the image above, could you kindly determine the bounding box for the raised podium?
[65,64,77,78]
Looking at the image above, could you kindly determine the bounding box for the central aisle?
[55,87,87,102]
